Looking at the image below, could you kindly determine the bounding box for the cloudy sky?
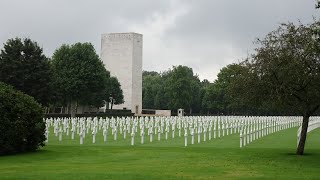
[0,0,318,81]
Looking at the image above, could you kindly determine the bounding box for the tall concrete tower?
[101,32,142,114]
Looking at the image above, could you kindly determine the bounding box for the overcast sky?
[0,0,319,81]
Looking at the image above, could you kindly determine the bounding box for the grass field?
[1,126,320,179]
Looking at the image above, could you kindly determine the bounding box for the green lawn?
[1,127,320,179]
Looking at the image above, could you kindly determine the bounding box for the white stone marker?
[66,125,69,136]
[197,127,201,143]
[172,126,175,139]
[158,126,161,141]
[222,123,225,137]
[58,126,63,142]
[218,123,221,138]
[253,123,256,141]
[208,126,212,141]
[191,127,195,145]
[165,126,169,140]
[92,128,96,144]
[226,123,229,136]
[131,129,135,146]
[80,130,84,145]
[71,127,75,140]
[83,126,86,138]
[184,130,188,147]
[240,130,243,148]
[103,128,107,142]
[247,126,250,144]
[243,127,247,147]
[149,127,153,143]
[114,126,117,141]
[213,123,216,139]
[45,128,49,143]
[141,128,145,144]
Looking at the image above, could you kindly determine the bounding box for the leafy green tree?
[84,70,111,110]
[165,65,201,114]
[51,42,108,116]
[200,64,247,115]
[232,21,320,155]
[216,64,250,115]
[199,79,211,114]
[142,71,163,109]
[0,38,53,106]
[201,83,222,114]
[109,76,124,110]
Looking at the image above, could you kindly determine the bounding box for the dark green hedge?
[0,82,45,155]
[44,111,134,119]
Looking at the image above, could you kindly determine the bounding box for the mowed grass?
[1,126,320,179]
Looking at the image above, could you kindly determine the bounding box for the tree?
[0,38,53,106]
[200,64,248,115]
[84,70,111,110]
[142,71,163,109]
[165,65,201,114]
[233,21,320,155]
[51,42,108,116]
[0,82,45,155]
[108,76,124,110]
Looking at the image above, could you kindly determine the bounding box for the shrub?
[0,82,45,155]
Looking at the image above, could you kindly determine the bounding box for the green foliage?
[164,66,201,113]
[142,72,163,109]
[235,21,320,115]
[0,82,45,155]
[109,77,124,109]
[212,64,251,115]
[51,42,112,115]
[230,20,320,155]
[0,37,53,106]
[142,66,201,114]
[85,70,111,108]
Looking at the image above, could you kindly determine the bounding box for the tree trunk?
[296,114,310,155]
[110,99,114,110]
[70,101,77,118]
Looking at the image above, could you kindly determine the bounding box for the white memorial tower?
[101,32,142,114]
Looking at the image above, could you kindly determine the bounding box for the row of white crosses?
[44,116,302,147]
[45,116,240,146]
[297,116,320,146]
[239,116,302,148]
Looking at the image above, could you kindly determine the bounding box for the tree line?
[143,63,302,116]
[143,19,320,155]
[1,19,320,155]
[0,39,124,116]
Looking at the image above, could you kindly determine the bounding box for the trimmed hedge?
[44,111,134,119]
[0,82,45,155]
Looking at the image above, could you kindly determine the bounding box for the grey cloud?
[0,0,318,81]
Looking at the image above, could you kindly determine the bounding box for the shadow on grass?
[284,152,317,156]
[0,148,53,157]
